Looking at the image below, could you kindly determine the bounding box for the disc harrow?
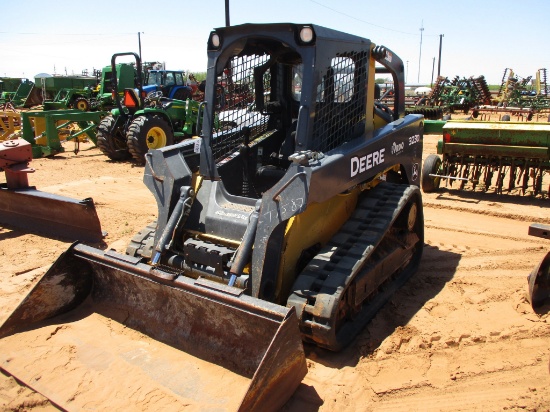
[411,75,492,119]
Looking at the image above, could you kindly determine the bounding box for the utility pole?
[406,60,409,84]
[138,32,144,61]
[418,20,424,84]
[431,57,435,87]
[437,34,444,78]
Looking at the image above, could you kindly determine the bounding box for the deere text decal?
[351,148,385,177]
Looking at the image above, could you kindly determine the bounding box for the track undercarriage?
[289,182,423,350]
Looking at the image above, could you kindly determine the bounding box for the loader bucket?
[0,243,307,411]
[0,185,103,243]
[527,251,550,309]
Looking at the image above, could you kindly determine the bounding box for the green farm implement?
[20,109,106,158]
[422,120,550,196]
[0,79,42,108]
[0,77,23,102]
[35,73,98,101]
[405,75,492,120]
[472,68,550,122]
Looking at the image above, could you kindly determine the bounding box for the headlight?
[209,32,221,50]
[299,26,314,44]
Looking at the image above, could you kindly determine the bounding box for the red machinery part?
[0,139,104,243]
[0,139,35,189]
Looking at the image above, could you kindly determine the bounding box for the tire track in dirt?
[424,200,550,224]
[425,224,543,245]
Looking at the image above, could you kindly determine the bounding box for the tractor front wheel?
[96,115,132,161]
[73,97,90,111]
[127,115,173,165]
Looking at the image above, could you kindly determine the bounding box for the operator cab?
[144,70,193,101]
[200,24,405,199]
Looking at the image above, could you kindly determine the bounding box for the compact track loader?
[0,23,424,410]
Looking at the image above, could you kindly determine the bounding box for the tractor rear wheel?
[73,97,90,111]
[421,154,442,193]
[96,115,132,161]
[127,115,173,165]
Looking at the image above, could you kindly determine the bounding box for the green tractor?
[42,87,97,111]
[94,63,137,111]
[40,66,130,112]
[96,52,202,165]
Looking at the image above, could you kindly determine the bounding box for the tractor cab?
[143,70,193,101]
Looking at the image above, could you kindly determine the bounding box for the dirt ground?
[0,126,549,411]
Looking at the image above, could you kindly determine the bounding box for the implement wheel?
[127,115,173,165]
[96,115,131,161]
[528,251,550,309]
[421,154,442,193]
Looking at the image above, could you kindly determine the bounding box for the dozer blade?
[0,243,307,411]
[527,251,550,309]
[0,185,103,243]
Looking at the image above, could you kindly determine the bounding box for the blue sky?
[2,0,549,85]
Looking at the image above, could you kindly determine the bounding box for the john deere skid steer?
[0,23,424,410]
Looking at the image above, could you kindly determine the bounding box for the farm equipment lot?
[0,133,549,411]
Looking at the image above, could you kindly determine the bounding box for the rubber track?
[288,182,418,349]
[126,221,157,258]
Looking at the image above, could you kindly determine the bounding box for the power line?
[308,0,439,37]
[0,31,135,36]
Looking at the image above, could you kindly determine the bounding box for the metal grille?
[311,53,368,153]
[212,54,270,162]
